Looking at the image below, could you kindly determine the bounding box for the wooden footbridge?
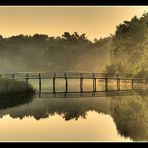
[0,72,147,94]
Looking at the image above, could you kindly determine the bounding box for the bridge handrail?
[0,72,147,79]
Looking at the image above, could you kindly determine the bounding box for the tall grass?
[0,78,35,96]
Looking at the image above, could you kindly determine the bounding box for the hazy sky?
[0,6,148,41]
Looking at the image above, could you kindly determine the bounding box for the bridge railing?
[0,72,146,79]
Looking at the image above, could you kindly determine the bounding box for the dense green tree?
[107,12,148,76]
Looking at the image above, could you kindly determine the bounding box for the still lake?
[0,79,147,141]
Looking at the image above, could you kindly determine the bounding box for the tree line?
[0,32,111,73]
[1,12,148,75]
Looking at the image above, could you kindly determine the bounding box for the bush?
[0,78,35,96]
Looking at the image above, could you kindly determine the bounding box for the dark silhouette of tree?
[33,34,48,41]
[0,35,3,40]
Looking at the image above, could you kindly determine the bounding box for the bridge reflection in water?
[37,89,148,98]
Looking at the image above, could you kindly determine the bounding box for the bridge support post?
[80,73,83,93]
[105,73,108,91]
[93,73,96,92]
[39,73,41,93]
[12,74,15,79]
[117,79,120,91]
[131,79,134,90]
[105,78,108,91]
[26,73,29,84]
[53,73,56,93]
[65,73,68,93]
[116,74,120,91]
[144,79,146,88]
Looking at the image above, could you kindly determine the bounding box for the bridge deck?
[0,72,147,94]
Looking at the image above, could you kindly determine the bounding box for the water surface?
[0,80,147,141]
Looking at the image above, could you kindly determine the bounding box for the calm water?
[0,80,147,141]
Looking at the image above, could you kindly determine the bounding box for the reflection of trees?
[63,111,87,121]
[110,95,148,141]
[0,98,111,121]
[1,92,148,141]
[0,94,33,110]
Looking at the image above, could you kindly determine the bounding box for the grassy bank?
[0,78,35,96]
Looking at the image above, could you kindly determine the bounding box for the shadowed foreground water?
[0,89,148,141]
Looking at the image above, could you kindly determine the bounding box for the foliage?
[111,95,148,141]
[108,12,148,75]
[0,78,34,96]
[0,32,111,73]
